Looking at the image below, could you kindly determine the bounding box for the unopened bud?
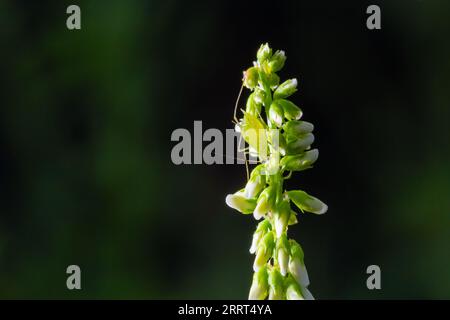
[279,133,287,156]
[276,99,302,120]
[286,133,315,154]
[243,67,259,89]
[288,240,309,287]
[268,50,286,73]
[267,72,280,90]
[268,268,285,300]
[280,149,319,172]
[283,120,314,136]
[246,93,262,116]
[253,231,274,272]
[288,210,298,226]
[286,277,304,300]
[273,79,298,100]
[273,200,291,238]
[253,186,275,220]
[254,87,265,105]
[244,173,266,199]
[287,189,328,215]
[257,43,272,64]
[276,234,290,276]
[289,258,310,288]
[250,220,271,254]
[289,239,305,261]
[269,102,284,128]
[249,164,265,179]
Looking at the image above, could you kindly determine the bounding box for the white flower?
[244,175,265,199]
[304,197,328,215]
[278,247,289,276]
[253,232,274,271]
[248,282,265,300]
[249,231,262,254]
[273,200,291,238]
[287,133,315,153]
[250,220,271,254]
[289,257,310,287]
[280,149,319,172]
[269,104,283,127]
[301,286,315,300]
[253,187,273,220]
[253,206,265,220]
[225,192,256,214]
[287,188,328,215]
[248,266,269,300]
[286,284,304,300]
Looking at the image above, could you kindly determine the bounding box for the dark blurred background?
[1,0,449,299]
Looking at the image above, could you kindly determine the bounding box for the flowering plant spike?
[225,43,327,300]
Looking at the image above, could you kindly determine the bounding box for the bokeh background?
[1,0,449,299]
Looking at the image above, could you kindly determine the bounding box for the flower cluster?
[225,43,327,300]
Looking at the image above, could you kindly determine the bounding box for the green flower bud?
[276,234,290,276]
[268,50,286,73]
[243,67,259,89]
[244,169,266,198]
[250,220,271,254]
[257,43,272,64]
[280,149,319,171]
[253,231,274,271]
[254,186,275,220]
[276,99,302,120]
[279,133,287,156]
[267,72,280,90]
[273,79,298,100]
[268,268,285,300]
[268,102,284,128]
[287,190,328,215]
[285,276,304,300]
[273,200,291,238]
[245,93,262,116]
[253,87,265,105]
[283,120,314,136]
[288,210,298,226]
[249,164,266,179]
[289,239,305,261]
[249,265,269,300]
[225,190,257,214]
[286,133,315,154]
